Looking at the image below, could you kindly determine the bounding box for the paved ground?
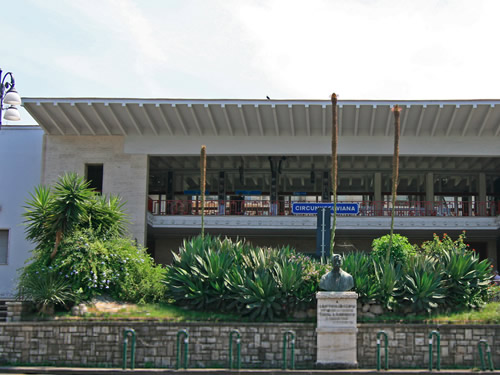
[0,368,499,375]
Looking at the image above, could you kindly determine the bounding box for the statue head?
[332,254,342,270]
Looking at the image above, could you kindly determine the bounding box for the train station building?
[18,97,499,267]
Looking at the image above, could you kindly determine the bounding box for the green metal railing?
[478,340,494,371]
[176,329,189,369]
[282,330,296,370]
[376,330,388,371]
[122,329,136,370]
[228,329,241,369]
[428,330,441,371]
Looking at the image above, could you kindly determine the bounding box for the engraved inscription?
[317,300,356,326]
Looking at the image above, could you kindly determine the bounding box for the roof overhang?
[22,98,500,138]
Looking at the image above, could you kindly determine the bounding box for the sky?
[3,0,500,124]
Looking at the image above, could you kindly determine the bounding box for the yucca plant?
[17,271,76,315]
[23,173,128,261]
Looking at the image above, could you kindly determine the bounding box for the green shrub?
[165,236,325,320]
[371,234,417,266]
[17,270,76,314]
[19,228,166,305]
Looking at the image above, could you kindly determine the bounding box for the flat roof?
[23,98,500,137]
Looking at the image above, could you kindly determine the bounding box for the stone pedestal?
[316,291,358,368]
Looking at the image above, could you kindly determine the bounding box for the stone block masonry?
[0,322,497,369]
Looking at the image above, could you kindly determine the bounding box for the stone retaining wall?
[0,322,497,369]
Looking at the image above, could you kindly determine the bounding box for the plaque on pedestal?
[316,291,358,368]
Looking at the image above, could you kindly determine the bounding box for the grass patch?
[57,302,246,322]
[359,302,500,324]
[51,301,500,324]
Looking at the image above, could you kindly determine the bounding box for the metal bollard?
[228,329,241,369]
[428,330,441,371]
[122,328,136,370]
[282,330,296,370]
[376,330,388,371]
[176,329,189,369]
[478,340,494,371]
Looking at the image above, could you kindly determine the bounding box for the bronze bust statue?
[319,254,354,292]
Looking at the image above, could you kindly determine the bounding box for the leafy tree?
[23,172,127,260]
[19,173,164,310]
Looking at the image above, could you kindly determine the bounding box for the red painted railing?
[148,199,499,217]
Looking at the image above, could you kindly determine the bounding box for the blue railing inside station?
[148,199,498,217]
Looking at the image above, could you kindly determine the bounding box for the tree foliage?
[19,173,164,310]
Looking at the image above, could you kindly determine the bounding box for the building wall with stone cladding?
[0,322,497,369]
[41,135,148,246]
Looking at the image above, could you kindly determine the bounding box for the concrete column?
[479,173,486,216]
[374,172,382,215]
[374,172,382,201]
[322,171,330,202]
[218,171,225,215]
[425,172,434,215]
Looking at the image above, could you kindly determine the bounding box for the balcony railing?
[148,199,499,217]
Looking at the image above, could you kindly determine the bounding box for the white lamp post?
[0,68,21,128]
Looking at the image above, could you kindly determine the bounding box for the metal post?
[176,329,189,369]
[229,329,241,369]
[282,330,296,370]
[478,340,494,371]
[376,330,388,371]
[122,329,136,370]
[428,330,441,371]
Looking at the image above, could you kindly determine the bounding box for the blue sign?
[293,192,307,196]
[292,202,359,215]
[235,190,262,195]
[184,190,210,195]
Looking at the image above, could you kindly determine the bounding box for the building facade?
[0,126,43,297]
[22,98,500,268]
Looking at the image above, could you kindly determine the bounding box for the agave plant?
[399,256,445,314]
[238,269,283,321]
[373,258,402,311]
[439,248,492,309]
[342,252,378,303]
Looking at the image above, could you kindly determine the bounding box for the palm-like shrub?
[17,270,76,314]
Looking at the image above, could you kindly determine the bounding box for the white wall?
[0,126,43,297]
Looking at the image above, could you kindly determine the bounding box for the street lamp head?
[3,106,21,121]
[0,69,22,126]
[4,88,21,106]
